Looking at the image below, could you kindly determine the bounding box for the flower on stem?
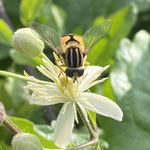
[12,28,44,58]
[25,53,123,148]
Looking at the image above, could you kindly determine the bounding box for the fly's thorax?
[60,34,85,54]
[60,34,85,68]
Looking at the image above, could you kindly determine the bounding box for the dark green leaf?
[36,1,66,34]
[100,30,150,150]
[87,5,138,66]
[0,44,11,59]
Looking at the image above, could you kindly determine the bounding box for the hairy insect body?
[60,35,85,80]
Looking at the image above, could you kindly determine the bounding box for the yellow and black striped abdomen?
[65,47,82,68]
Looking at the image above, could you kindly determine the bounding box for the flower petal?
[79,65,109,92]
[80,92,123,121]
[54,102,75,148]
[42,58,60,77]
[25,82,66,105]
[37,65,59,83]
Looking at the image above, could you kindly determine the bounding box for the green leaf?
[20,0,45,26]
[34,124,54,141]
[36,1,66,34]
[3,0,21,28]
[109,0,150,13]
[100,30,150,150]
[87,111,96,126]
[0,44,11,60]
[10,117,57,149]
[0,127,12,150]
[10,49,40,67]
[87,5,138,66]
[0,19,13,59]
[103,79,116,102]
[0,145,3,150]
[0,19,13,45]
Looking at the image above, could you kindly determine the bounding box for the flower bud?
[12,28,44,58]
[0,102,5,125]
[12,132,43,150]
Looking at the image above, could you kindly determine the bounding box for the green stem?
[0,70,48,84]
[66,138,98,150]
[3,115,21,135]
[76,103,97,139]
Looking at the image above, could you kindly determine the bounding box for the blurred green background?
[0,0,150,149]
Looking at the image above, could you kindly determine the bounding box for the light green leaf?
[34,124,54,141]
[0,19,12,45]
[0,145,3,150]
[103,79,116,102]
[10,117,57,149]
[100,30,150,150]
[0,19,13,59]
[10,49,40,67]
[20,0,45,26]
[87,5,137,66]
[87,111,96,126]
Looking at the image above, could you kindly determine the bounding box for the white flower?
[25,53,123,149]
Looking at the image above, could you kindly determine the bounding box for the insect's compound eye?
[65,69,74,78]
[77,69,84,77]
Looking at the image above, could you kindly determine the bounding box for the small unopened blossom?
[25,53,123,148]
[12,132,42,150]
[12,28,44,58]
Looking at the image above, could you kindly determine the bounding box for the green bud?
[12,28,44,58]
[12,132,43,150]
[0,102,5,125]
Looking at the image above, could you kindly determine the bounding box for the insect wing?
[30,22,61,54]
[83,19,112,54]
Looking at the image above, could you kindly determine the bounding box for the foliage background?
[0,0,150,149]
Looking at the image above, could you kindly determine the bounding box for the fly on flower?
[30,20,112,82]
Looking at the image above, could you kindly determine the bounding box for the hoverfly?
[30,20,112,82]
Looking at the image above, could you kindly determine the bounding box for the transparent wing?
[83,19,112,54]
[30,22,62,54]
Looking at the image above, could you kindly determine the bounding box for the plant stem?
[76,103,98,139]
[39,52,50,62]
[0,70,48,84]
[3,115,21,134]
[66,138,98,150]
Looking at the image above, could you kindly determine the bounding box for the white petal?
[86,77,108,90]
[79,65,109,92]
[29,93,66,105]
[25,82,66,105]
[42,58,60,77]
[37,65,59,83]
[54,102,75,148]
[80,92,123,121]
